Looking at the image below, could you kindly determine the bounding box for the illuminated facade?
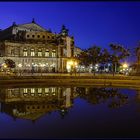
[0,19,81,73]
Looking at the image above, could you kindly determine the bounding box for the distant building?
[0,19,82,73]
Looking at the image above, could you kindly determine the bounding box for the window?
[52,88,56,92]
[37,35,40,38]
[32,35,35,38]
[11,49,15,56]
[31,49,35,56]
[31,88,35,93]
[23,49,28,56]
[43,35,45,39]
[38,49,42,57]
[23,88,28,93]
[45,49,49,57]
[48,36,50,39]
[45,88,49,93]
[27,35,29,38]
[64,49,67,56]
[52,50,56,57]
[38,88,42,93]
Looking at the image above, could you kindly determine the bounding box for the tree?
[135,43,140,74]
[100,48,110,72]
[77,49,90,67]
[136,46,140,63]
[4,59,16,69]
[109,43,130,76]
[87,45,101,75]
[77,46,101,75]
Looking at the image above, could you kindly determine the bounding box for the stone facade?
[0,19,80,73]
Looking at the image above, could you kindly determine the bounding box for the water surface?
[0,86,139,138]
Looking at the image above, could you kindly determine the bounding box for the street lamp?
[2,63,7,75]
[123,63,128,69]
[3,64,7,68]
[122,63,129,75]
[66,60,78,75]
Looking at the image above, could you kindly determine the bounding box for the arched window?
[23,48,28,56]
[45,88,49,93]
[31,88,35,93]
[45,49,49,57]
[38,88,42,93]
[11,49,15,56]
[52,50,56,57]
[31,49,35,56]
[38,49,42,57]
[23,88,28,93]
[51,87,56,92]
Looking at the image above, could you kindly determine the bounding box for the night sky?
[0,2,140,63]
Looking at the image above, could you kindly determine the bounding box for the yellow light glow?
[123,63,128,68]
[18,63,22,68]
[69,61,73,65]
[74,62,77,66]
[67,64,71,70]
[3,64,7,68]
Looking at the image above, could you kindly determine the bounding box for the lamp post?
[66,60,78,76]
[3,63,7,75]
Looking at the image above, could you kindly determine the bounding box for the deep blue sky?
[0,2,140,62]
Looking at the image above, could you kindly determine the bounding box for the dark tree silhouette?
[87,45,101,75]
[77,49,90,67]
[109,43,130,76]
[100,48,110,71]
[4,59,16,69]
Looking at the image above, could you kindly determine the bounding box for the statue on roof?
[12,22,17,26]
[60,24,69,36]
[32,18,36,24]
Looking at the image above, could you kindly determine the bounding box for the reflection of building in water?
[0,87,77,121]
